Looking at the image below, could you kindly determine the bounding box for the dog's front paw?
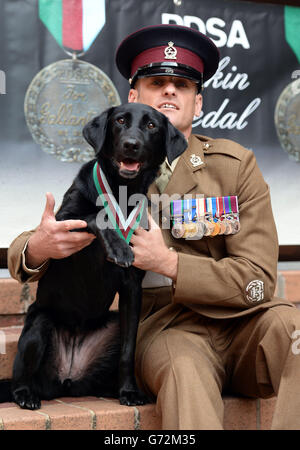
[119,388,150,406]
[106,240,134,268]
[13,386,41,410]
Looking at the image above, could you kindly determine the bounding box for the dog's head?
[82,103,187,180]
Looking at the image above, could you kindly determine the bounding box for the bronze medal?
[223,218,233,235]
[231,217,241,235]
[204,218,215,236]
[209,221,221,237]
[24,59,121,163]
[218,219,227,235]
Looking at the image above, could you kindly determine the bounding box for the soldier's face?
[128,76,202,140]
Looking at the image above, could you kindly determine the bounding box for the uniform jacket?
[8,134,293,326]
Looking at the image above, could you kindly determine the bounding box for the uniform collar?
[147,134,207,211]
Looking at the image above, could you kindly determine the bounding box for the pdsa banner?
[0,0,299,247]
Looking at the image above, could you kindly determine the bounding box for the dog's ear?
[165,119,188,165]
[82,107,115,155]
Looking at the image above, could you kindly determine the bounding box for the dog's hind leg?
[12,304,54,410]
[118,270,150,406]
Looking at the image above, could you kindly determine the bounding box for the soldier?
[8,25,300,429]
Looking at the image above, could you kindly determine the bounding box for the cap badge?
[164,41,177,60]
[190,154,203,167]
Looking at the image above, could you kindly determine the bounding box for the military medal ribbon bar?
[170,196,240,239]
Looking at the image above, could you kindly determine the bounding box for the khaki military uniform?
[8,134,300,430]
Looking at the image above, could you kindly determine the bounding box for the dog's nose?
[123,138,140,152]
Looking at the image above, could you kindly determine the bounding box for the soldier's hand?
[131,213,178,281]
[25,192,96,268]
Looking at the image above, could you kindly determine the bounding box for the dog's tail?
[0,380,13,402]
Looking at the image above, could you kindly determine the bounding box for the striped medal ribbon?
[195,197,207,238]
[93,162,145,244]
[216,196,226,235]
[171,199,185,239]
[205,197,218,237]
[39,0,106,54]
[226,195,240,234]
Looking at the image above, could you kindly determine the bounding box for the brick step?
[0,326,22,380]
[0,269,299,321]
[0,279,36,327]
[0,325,277,430]
[0,271,296,430]
[0,397,157,430]
[0,395,276,430]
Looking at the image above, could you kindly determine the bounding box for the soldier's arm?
[8,192,95,283]
[8,230,49,283]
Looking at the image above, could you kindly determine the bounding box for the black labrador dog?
[10,103,187,410]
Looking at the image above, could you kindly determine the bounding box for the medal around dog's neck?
[93,161,146,244]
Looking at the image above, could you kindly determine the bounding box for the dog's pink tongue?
[120,160,140,171]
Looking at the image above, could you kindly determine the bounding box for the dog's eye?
[147,122,155,129]
[117,117,125,125]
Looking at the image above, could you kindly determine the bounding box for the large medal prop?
[93,162,145,244]
[274,6,300,162]
[171,196,240,240]
[24,0,121,163]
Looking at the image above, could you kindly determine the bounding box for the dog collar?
[93,162,145,244]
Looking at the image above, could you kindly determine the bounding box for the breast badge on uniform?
[170,196,240,240]
[190,154,203,167]
[246,280,264,303]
